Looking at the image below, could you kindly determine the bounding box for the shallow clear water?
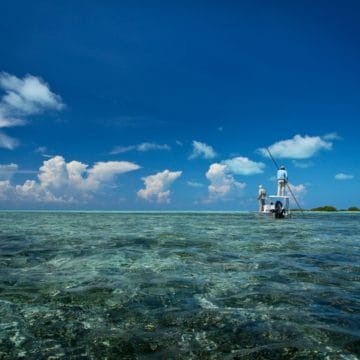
[0,211,359,359]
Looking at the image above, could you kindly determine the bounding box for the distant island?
[290,206,360,212]
[310,206,360,212]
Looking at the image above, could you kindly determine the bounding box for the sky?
[0,0,359,210]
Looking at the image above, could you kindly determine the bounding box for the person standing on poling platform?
[277,165,288,196]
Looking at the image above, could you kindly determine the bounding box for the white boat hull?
[259,195,291,219]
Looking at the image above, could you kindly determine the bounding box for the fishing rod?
[266,147,304,214]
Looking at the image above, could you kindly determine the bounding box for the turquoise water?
[0,212,359,359]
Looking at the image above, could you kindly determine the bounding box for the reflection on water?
[0,212,359,359]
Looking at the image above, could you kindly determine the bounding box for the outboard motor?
[274,200,285,219]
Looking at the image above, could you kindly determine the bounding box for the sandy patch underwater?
[0,211,359,359]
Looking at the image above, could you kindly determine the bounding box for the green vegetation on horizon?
[290,206,360,212]
[310,206,360,212]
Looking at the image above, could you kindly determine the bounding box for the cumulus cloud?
[137,170,182,203]
[15,180,64,203]
[204,155,262,202]
[189,140,217,160]
[39,156,140,194]
[0,72,64,149]
[223,157,265,175]
[38,156,69,190]
[205,163,246,202]
[0,155,140,204]
[335,173,354,180]
[258,134,334,159]
[0,178,64,203]
[110,142,170,154]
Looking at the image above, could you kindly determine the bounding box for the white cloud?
[38,155,69,190]
[0,72,64,116]
[0,116,26,128]
[36,146,48,153]
[288,183,307,198]
[323,132,342,140]
[137,169,182,203]
[137,143,170,152]
[204,155,262,202]
[287,183,307,206]
[110,142,170,154]
[0,132,19,149]
[0,178,61,203]
[189,140,217,160]
[335,173,354,180]
[187,181,204,188]
[0,180,14,200]
[35,146,51,157]
[292,160,314,168]
[205,163,246,202]
[38,156,140,194]
[223,157,265,175]
[0,72,64,149]
[0,155,140,204]
[66,160,89,190]
[258,134,333,159]
[110,146,134,154]
[87,161,140,189]
[0,163,18,180]
[15,180,66,203]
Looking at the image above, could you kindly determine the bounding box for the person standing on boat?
[277,165,288,196]
[257,185,266,212]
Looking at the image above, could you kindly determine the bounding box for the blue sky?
[0,0,359,210]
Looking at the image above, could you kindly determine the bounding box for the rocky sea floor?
[0,211,359,359]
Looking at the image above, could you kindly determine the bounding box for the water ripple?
[0,212,359,358]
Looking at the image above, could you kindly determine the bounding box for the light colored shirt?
[258,188,266,199]
[277,169,288,181]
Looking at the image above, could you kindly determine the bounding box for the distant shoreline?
[308,206,360,212]
[0,209,359,213]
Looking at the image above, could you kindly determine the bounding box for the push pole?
[266,148,304,214]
